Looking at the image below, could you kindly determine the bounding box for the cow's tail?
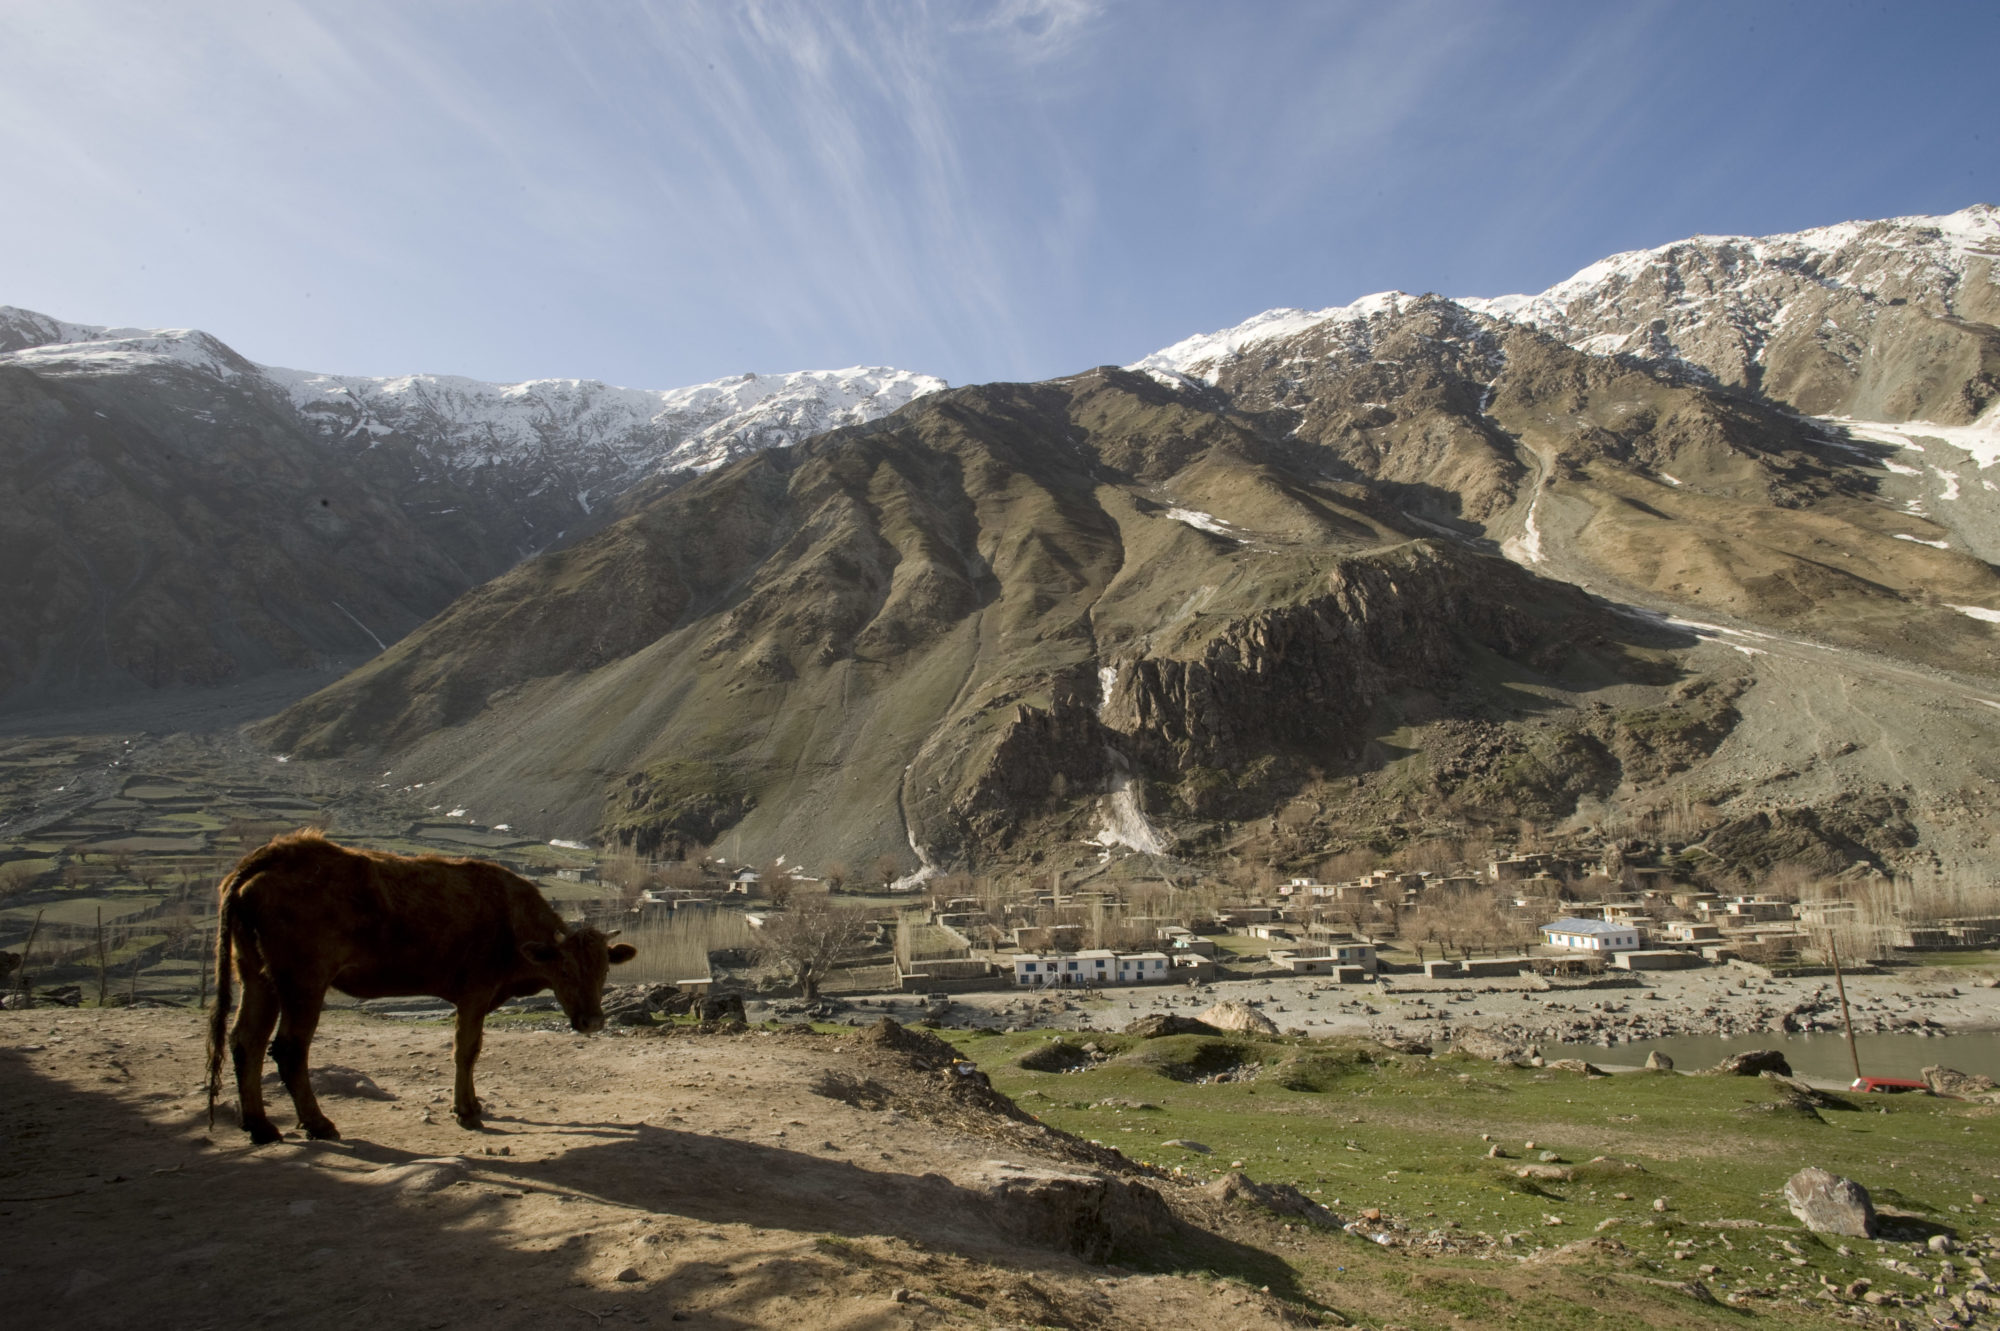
[205,870,245,1129]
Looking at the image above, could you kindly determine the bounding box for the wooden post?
[16,909,43,1007]
[1829,928,1863,1086]
[95,906,108,1006]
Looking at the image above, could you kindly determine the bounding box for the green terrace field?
[943,1025,2000,1329]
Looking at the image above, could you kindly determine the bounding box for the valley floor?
[4,1005,1997,1330]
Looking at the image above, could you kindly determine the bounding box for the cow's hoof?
[246,1119,282,1145]
[304,1119,342,1141]
[454,1113,484,1131]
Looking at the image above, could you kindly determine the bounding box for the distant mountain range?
[0,307,940,703]
[8,206,2000,883]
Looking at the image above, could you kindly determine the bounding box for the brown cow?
[204,830,635,1143]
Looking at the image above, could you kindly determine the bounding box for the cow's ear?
[608,943,638,965]
[521,942,560,966]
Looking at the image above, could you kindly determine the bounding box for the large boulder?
[1196,1001,1280,1035]
[1645,1051,1675,1071]
[1923,1065,1999,1098]
[1123,1013,1222,1039]
[1706,1048,1791,1077]
[962,1161,1180,1262]
[1783,1167,1877,1237]
[1205,1170,1343,1227]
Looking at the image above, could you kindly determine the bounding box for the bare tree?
[761,862,796,910]
[871,854,902,891]
[0,860,39,902]
[756,895,874,1002]
[822,861,850,894]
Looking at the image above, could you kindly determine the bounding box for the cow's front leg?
[451,1003,487,1128]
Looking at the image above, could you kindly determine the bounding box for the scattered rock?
[1652,1197,1669,1212]
[1706,1049,1791,1077]
[1929,1234,1955,1254]
[1783,1167,1877,1238]
[1545,1059,1603,1076]
[1455,1031,1527,1062]
[1204,1171,1342,1226]
[1923,1065,1998,1098]
[259,1064,396,1101]
[1195,1001,1279,1036]
[613,1267,642,1283]
[1516,1165,1574,1182]
[368,1157,466,1194]
[1122,1013,1220,1039]
[1161,1139,1211,1154]
[1645,1051,1674,1071]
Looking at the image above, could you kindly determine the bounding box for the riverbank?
[915,960,2000,1064]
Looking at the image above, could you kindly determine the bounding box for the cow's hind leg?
[451,1003,487,1129]
[271,984,339,1140]
[229,970,283,1144]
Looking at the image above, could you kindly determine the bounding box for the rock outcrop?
[1706,1049,1792,1077]
[1195,1001,1280,1035]
[961,1160,1180,1263]
[1784,1167,1878,1238]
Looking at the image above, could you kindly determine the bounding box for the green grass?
[946,1026,2000,1327]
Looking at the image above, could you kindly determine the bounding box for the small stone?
[891,1288,911,1304]
[1645,1050,1675,1071]
[1362,1208,1382,1221]
[1612,1192,1631,1201]
[614,1267,642,1283]
[1929,1234,1956,1254]
[1653,1198,1669,1212]
[1538,1150,1563,1163]
[1524,1141,1537,1151]
[1974,1194,1989,1206]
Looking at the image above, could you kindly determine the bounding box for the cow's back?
[230,834,560,1002]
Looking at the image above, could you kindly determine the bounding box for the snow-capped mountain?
[1134,204,2000,430]
[0,305,943,707]
[0,307,945,506]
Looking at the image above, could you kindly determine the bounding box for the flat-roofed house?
[1540,917,1642,953]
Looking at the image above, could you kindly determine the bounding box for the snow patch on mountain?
[1827,408,2000,471]
[0,304,945,483]
[263,361,944,477]
[1456,205,2000,391]
[1128,291,1411,384]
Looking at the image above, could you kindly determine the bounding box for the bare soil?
[0,1008,1324,1330]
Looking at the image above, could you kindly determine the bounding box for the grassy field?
[944,1025,1998,1328]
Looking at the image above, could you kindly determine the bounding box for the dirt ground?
[0,1008,1328,1331]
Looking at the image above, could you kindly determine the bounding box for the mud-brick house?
[1540,917,1642,953]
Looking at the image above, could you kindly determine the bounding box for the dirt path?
[0,1009,1317,1330]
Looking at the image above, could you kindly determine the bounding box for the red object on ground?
[1849,1077,1929,1093]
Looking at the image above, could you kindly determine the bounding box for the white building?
[1010,949,1172,987]
[1540,917,1642,952]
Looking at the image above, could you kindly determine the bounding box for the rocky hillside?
[256,275,2000,875]
[0,307,941,707]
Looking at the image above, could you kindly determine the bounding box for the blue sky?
[2,1,1995,391]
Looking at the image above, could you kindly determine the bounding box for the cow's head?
[521,927,637,1034]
